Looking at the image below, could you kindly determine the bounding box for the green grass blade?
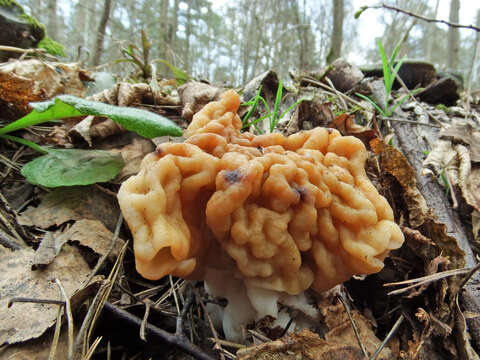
[154,59,190,85]
[0,134,49,154]
[377,40,390,90]
[242,85,262,127]
[356,93,387,116]
[258,95,271,115]
[270,79,283,133]
[278,98,305,121]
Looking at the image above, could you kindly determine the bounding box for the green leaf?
[155,59,190,85]
[354,6,367,19]
[0,95,182,138]
[21,149,125,187]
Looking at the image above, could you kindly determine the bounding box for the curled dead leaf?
[370,137,429,227]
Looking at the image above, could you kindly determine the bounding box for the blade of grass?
[0,134,49,154]
[278,98,305,120]
[270,79,283,133]
[356,93,387,115]
[242,85,262,127]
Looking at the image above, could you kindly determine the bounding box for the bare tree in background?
[46,0,57,40]
[447,0,460,69]
[326,0,344,63]
[92,0,112,66]
[425,0,440,62]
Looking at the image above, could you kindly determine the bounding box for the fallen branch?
[356,4,480,32]
[102,301,215,360]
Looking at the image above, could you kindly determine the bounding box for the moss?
[37,36,66,57]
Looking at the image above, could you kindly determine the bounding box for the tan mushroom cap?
[118,89,404,294]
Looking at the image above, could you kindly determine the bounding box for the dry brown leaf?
[91,82,180,107]
[441,123,480,163]
[329,113,379,144]
[65,219,124,258]
[18,186,120,232]
[321,303,393,359]
[33,229,69,267]
[0,59,91,115]
[473,211,480,245]
[236,330,364,360]
[32,219,124,267]
[286,100,334,135]
[0,278,103,359]
[0,244,90,346]
[370,137,429,227]
[454,295,480,360]
[112,137,155,180]
[178,81,223,121]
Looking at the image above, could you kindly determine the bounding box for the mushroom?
[117,90,404,341]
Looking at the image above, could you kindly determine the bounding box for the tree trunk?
[46,0,57,40]
[326,0,344,64]
[185,3,192,74]
[92,0,112,66]
[466,9,480,93]
[426,0,440,62]
[159,0,169,59]
[169,0,179,58]
[447,0,460,69]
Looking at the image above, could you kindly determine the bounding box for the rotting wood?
[391,118,480,350]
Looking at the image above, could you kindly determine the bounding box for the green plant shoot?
[356,40,421,117]
[242,81,304,134]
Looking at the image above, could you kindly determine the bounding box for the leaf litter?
[0,57,480,359]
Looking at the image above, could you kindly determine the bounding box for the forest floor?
[1,57,480,360]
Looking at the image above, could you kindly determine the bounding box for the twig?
[456,262,480,295]
[140,300,152,341]
[378,116,441,128]
[302,76,367,109]
[48,306,63,360]
[369,314,404,360]
[84,336,103,360]
[55,279,74,360]
[102,301,215,360]
[196,291,226,360]
[72,280,110,357]
[361,4,480,32]
[8,297,65,307]
[0,208,26,246]
[0,45,48,54]
[336,290,369,358]
[208,338,246,349]
[248,329,271,343]
[385,267,471,295]
[0,227,24,250]
[324,76,348,110]
[176,286,195,336]
[170,275,181,314]
[0,191,29,240]
[85,213,123,285]
[392,71,444,128]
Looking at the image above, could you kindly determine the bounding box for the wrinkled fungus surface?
[118,89,404,295]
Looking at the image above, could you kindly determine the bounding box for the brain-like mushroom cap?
[118,90,404,294]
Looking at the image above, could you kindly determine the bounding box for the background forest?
[16,0,480,89]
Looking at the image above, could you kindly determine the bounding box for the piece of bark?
[418,77,459,106]
[324,58,364,93]
[392,117,480,351]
